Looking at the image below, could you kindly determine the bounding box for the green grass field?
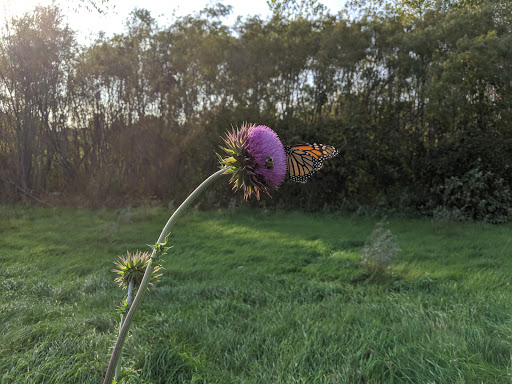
[1,204,512,383]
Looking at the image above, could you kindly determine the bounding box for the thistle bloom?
[219,123,287,199]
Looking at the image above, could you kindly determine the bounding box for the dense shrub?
[429,160,512,223]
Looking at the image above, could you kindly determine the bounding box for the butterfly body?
[285,143,339,183]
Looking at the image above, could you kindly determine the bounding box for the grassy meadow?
[1,204,512,383]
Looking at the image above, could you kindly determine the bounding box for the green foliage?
[430,160,512,223]
[267,0,328,19]
[2,206,512,382]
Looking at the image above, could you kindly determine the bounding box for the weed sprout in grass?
[104,123,287,383]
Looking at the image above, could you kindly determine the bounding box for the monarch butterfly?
[284,143,339,183]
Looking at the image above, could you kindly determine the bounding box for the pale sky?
[0,0,346,44]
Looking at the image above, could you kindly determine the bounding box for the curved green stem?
[114,279,134,381]
[104,168,229,384]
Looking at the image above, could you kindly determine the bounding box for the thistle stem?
[104,168,229,384]
[126,279,134,307]
[114,279,134,381]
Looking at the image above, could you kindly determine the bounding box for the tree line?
[1,0,511,221]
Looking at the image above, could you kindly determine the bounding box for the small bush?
[362,220,400,280]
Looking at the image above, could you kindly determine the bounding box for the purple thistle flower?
[248,125,287,189]
[219,123,286,200]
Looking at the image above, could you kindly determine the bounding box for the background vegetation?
[1,0,512,222]
[1,205,512,383]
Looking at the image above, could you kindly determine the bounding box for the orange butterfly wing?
[285,143,339,183]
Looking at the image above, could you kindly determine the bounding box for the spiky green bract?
[219,123,261,199]
[113,250,162,289]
